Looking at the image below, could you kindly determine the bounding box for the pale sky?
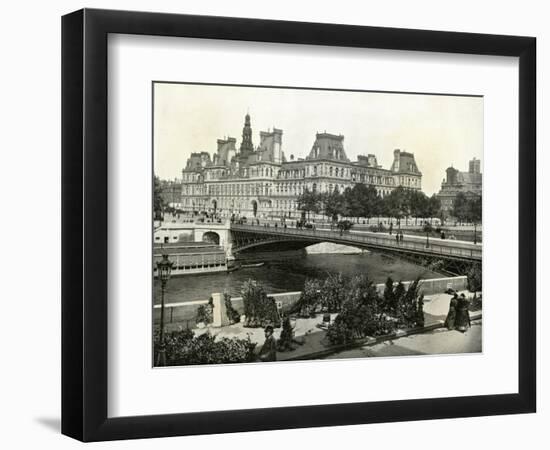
[154,82,483,195]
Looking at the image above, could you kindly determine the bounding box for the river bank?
[154,251,445,305]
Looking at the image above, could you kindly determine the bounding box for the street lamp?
[156,253,173,367]
[426,230,430,248]
[473,222,478,245]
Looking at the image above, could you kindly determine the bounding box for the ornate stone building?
[437,157,482,213]
[179,113,423,218]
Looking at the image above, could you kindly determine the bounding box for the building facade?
[437,157,482,213]
[179,113,423,218]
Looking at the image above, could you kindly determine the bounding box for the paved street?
[325,320,482,359]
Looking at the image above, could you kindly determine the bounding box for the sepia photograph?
[152,82,483,367]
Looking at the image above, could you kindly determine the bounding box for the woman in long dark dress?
[444,293,458,330]
[455,293,471,332]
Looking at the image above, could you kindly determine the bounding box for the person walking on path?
[258,325,277,362]
[455,293,471,332]
[444,293,458,330]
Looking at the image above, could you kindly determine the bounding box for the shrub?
[416,294,425,328]
[327,275,384,344]
[196,298,213,325]
[241,279,281,328]
[321,273,348,312]
[467,264,482,292]
[326,276,425,346]
[155,329,257,366]
[290,278,322,317]
[290,273,349,317]
[278,316,294,352]
[224,293,240,324]
[326,320,355,345]
[399,278,421,327]
[382,277,396,312]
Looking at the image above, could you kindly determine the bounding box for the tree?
[364,185,382,224]
[469,195,482,224]
[384,186,409,227]
[427,194,441,225]
[154,175,164,220]
[452,192,470,224]
[342,187,356,219]
[297,188,321,221]
[323,186,345,222]
[409,190,428,225]
[347,183,380,223]
[343,185,362,222]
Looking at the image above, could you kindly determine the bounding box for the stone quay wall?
[153,276,467,327]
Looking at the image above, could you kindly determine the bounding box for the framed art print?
[62,9,536,441]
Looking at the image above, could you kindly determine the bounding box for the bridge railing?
[230,224,482,260]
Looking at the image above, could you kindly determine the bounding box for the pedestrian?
[455,293,471,332]
[400,231,404,243]
[389,222,393,235]
[258,325,277,362]
[395,232,399,244]
[444,293,458,330]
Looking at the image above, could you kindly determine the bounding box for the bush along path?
[154,275,482,365]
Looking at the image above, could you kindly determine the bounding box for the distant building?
[178,113,423,218]
[437,157,482,213]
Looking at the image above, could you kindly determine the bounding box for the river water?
[154,252,444,305]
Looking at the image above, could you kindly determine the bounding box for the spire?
[239,112,254,156]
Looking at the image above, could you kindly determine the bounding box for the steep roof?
[307,132,349,162]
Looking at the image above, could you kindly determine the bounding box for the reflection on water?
[154,252,444,305]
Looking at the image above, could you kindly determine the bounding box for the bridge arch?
[202,231,220,246]
[236,238,321,253]
[229,224,481,271]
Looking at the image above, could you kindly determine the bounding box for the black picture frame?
[62,8,536,442]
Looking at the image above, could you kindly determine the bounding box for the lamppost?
[426,230,430,248]
[473,222,478,244]
[156,253,173,367]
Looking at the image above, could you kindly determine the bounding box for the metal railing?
[230,223,482,260]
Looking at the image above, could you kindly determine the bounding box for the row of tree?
[452,192,482,224]
[297,184,443,225]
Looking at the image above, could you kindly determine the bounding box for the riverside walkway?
[230,223,482,262]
